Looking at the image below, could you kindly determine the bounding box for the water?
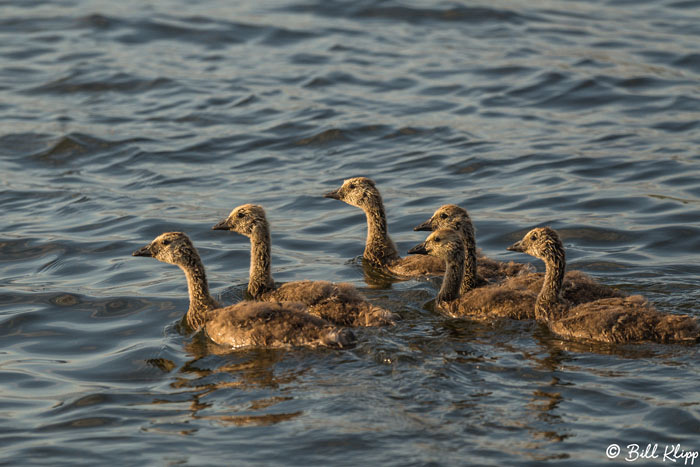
[1,0,699,465]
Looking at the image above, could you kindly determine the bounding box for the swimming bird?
[132,232,355,349]
[323,177,444,276]
[408,229,537,320]
[212,204,395,327]
[414,204,533,283]
[507,227,699,343]
[414,205,620,304]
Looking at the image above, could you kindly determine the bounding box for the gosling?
[212,204,395,327]
[414,204,533,283]
[133,232,355,349]
[416,204,622,303]
[408,229,537,320]
[323,176,444,276]
[507,227,699,344]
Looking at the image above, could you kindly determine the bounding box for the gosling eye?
[530,233,538,241]
[440,213,448,219]
[236,212,245,218]
[434,237,441,243]
[161,239,171,246]
[348,183,356,190]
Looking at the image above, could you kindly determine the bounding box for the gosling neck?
[458,221,479,294]
[247,223,275,298]
[361,197,399,266]
[179,257,219,331]
[438,247,466,302]
[535,245,566,322]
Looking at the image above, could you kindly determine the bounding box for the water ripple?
[1,0,699,464]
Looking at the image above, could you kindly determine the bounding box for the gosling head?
[323,177,381,210]
[132,232,199,268]
[212,203,267,237]
[407,228,464,261]
[507,227,563,262]
[414,204,471,232]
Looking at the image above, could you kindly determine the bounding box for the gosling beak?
[506,240,524,253]
[413,219,434,231]
[211,218,230,231]
[407,242,429,255]
[323,188,341,200]
[132,245,153,257]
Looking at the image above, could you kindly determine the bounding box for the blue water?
[1,0,699,465]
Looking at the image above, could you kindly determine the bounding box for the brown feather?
[511,227,699,344]
[504,270,623,304]
[388,255,445,277]
[261,280,394,327]
[410,229,537,320]
[213,203,395,327]
[205,301,356,349]
[414,204,533,283]
[134,232,356,349]
[440,284,536,320]
[324,177,443,276]
[476,254,534,282]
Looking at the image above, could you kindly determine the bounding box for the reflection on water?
[148,340,308,429]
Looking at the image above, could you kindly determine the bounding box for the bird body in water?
[414,204,533,284]
[133,232,355,349]
[408,229,538,320]
[323,177,444,277]
[507,227,699,344]
[213,203,394,327]
[414,204,622,306]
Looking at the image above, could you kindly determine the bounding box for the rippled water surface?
[2,0,699,465]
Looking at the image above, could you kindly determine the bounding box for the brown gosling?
[507,227,699,344]
[323,176,444,276]
[212,204,395,327]
[408,229,537,320]
[415,205,622,303]
[414,204,533,284]
[132,232,355,349]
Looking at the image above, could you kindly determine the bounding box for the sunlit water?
[1,0,699,465]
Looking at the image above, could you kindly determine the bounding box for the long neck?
[181,260,219,330]
[247,224,275,298]
[362,198,399,265]
[439,250,465,302]
[459,221,479,294]
[535,246,566,322]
